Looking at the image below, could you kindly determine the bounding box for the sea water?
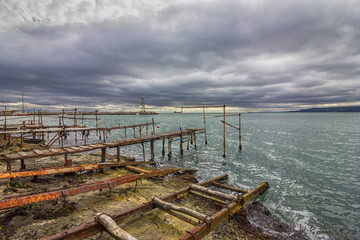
[24,112,360,239]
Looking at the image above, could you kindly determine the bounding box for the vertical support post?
[239,113,242,150]
[150,140,154,160]
[146,125,148,136]
[61,109,65,126]
[124,128,127,138]
[133,128,136,138]
[6,160,11,172]
[162,138,165,155]
[142,143,145,161]
[101,147,106,163]
[20,159,26,170]
[4,106,6,132]
[152,118,155,135]
[64,153,72,166]
[168,137,172,158]
[95,110,98,136]
[74,108,77,127]
[74,108,77,143]
[203,105,207,144]
[180,106,183,155]
[33,109,36,126]
[139,127,142,137]
[116,146,120,162]
[194,133,197,149]
[223,104,226,157]
[40,111,45,143]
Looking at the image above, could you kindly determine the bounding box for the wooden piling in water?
[168,137,172,158]
[116,146,120,162]
[162,138,165,155]
[223,104,226,157]
[203,104,207,144]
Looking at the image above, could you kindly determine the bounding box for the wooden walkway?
[0,122,159,135]
[0,129,203,172]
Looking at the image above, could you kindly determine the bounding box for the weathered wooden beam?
[95,213,138,240]
[126,166,149,174]
[212,181,248,193]
[189,190,227,205]
[190,184,237,201]
[153,197,209,222]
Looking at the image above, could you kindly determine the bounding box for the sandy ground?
[0,136,293,240]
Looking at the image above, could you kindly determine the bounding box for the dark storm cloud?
[0,0,359,111]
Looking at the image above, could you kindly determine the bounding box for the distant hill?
[294,106,360,112]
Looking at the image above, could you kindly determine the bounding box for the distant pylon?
[140,96,146,113]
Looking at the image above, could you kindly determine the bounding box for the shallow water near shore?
[35,112,360,239]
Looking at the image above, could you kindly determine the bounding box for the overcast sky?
[0,0,359,112]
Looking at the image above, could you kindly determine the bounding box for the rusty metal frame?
[0,168,189,210]
[42,174,229,240]
[42,175,269,240]
[0,161,155,179]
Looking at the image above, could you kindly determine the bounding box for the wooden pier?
[0,128,203,177]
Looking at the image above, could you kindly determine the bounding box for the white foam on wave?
[280,206,330,240]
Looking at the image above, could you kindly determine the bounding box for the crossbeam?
[0,168,188,210]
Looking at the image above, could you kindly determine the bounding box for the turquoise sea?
[18,112,360,239]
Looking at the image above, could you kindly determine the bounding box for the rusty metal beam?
[0,168,186,210]
[0,161,155,179]
[42,174,228,240]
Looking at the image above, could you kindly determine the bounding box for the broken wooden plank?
[95,213,138,240]
[126,166,149,173]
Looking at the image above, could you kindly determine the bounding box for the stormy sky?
[0,0,359,112]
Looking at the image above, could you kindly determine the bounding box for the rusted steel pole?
[203,105,207,144]
[223,104,226,157]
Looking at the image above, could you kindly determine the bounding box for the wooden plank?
[33,149,44,155]
[18,152,29,157]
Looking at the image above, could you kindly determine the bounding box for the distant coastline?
[291,106,360,112]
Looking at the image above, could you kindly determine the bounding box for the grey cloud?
[0,0,359,111]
